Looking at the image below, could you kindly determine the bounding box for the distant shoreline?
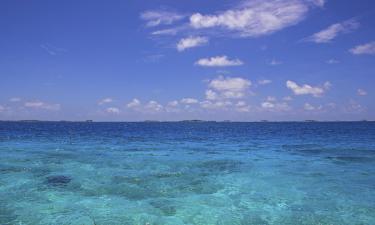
[0,120,373,123]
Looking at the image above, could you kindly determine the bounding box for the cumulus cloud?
[195,56,243,67]
[306,19,359,43]
[127,98,140,108]
[167,100,179,107]
[261,101,290,112]
[145,101,163,112]
[206,76,251,100]
[140,10,185,27]
[106,107,120,114]
[349,42,375,55]
[235,101,251,112]
[177,36,208,51]
[189,0,313,37]
[304,103,315,111]
[98,98,113,105]
[357,89,367,96]
[200,100,232,110]
[286,80,330,97]
[24,101,61,111]
[180,98,199,104]
[345,100,366,113]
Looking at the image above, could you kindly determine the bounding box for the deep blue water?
[0,122,374,225]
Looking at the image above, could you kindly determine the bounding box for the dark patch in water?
[153,172,183,178]
[198,159,243,173]
[327,156,374,164]
[46,175,72,187]
[282,144,324,156]
[149,199,177,216]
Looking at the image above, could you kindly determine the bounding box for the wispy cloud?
[140,10,185,27]
[24,101,61,111]
[349,42,375,55]
[40,43,67,56]
[258,79,272,85]
[177,36,208,51]
[306,19,359,43]
[9,97,21,102]
[195,56,243,67]
[357,89,367,96]
[189,0,314,37]
[286,80,330,97]
[180,98,199,104]
[326,59,340,64]
[98,98,113,105]
[269,59,283,66]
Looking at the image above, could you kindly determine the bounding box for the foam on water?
[0,122,374,224]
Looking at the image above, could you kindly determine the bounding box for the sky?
[0,0,375,121]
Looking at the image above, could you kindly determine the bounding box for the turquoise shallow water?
[0,122,375,225]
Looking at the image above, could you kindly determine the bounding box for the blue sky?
[1,0,375,121]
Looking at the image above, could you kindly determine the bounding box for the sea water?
[0,122,374,225]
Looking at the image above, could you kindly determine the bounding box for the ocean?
[0,121,374,224]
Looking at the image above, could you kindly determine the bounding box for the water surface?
[0,122,374,224]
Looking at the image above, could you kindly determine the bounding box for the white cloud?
[98,98,113,105]
[266,96,276,102]
[200,100,232,110]
[309,0,325,7]
[258,79,272,85]
[127,98,141,108]
[286,80,330,97]
[195,56,243,67]
[40,43,67,56]
[207,76,251,100]
[0,105,4,112]
[306,19,359,43]
[140,10,184,27]
[235,101,251,112]
[270,59,282,65]
[304,103,315,111]
[326,59,340,64]
[24,101,60,111]
[9,97,21,102]
[152,28,179,35]
[205,89,218,100]
[167,100,179,107]
[106,107,120,114]
[357,89,367,96]
[177,36,208,51]
[145,101,163,112]
[189,0,312,37]
[345,100,365,113]
[283,96,293,101]
[180,98,199,104]
[261,101,290,111]
[261,101,274,109]
[349,42,375,55]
